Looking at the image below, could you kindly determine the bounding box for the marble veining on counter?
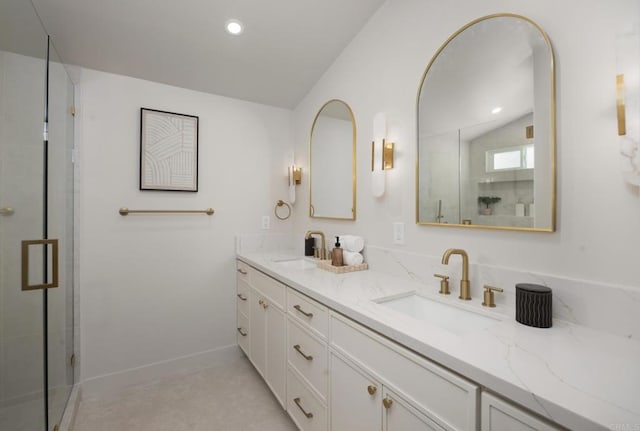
[237,249,640,431]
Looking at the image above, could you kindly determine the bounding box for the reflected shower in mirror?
[309,99,356,220]
[417,14,556,231]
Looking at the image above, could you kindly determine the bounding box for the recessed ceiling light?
[491,107,502,114]
[225,19,243,35]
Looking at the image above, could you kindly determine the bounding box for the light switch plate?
[393,222,405,245]
[261,216,270,230]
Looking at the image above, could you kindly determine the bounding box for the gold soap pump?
[331,236,344,267]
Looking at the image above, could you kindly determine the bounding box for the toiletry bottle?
[331,236,344,267]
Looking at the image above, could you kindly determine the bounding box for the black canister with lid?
[515,283,552,328]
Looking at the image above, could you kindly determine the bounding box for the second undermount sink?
[271,257,317,270]
[374,292,502,336]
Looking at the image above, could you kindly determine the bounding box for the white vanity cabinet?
[481,392,561,431]
[286,287,329,431]
[235,261,251,356]
[330,312,479,431]
[237,262,286,408]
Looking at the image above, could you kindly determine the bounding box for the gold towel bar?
[119,207,214,216]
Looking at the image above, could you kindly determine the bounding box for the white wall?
[292,0,640,288]
[76,68,293,384]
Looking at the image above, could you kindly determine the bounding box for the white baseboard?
[80,344,242,400]
[58,384,81,431]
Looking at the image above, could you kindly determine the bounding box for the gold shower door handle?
[21,239,59,291]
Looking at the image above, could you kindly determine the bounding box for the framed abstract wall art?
[140,108,199,192]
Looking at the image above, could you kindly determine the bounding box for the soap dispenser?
[331,236,344,267]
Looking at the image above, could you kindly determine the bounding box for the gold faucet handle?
[482,285,503,308]
[434,274,450,295]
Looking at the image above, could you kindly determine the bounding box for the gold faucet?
[305,230,327,260]
[441,248,471,300]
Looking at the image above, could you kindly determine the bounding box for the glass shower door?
[0,1,49,429]
[46,38,75,431]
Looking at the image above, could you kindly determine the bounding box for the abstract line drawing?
[140,108,199,191]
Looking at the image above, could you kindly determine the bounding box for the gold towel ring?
[274,200,291,220]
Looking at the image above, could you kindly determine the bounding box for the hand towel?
[340,235,364,253]
[343,251,364,266]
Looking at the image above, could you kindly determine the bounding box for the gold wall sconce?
[371,112,394,197]
[617,73,626,136]
[288,165,302,185]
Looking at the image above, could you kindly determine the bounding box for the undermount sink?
[374,292,501,336]
[271,257,317,270]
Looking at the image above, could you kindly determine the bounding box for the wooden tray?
[317,260,368,274]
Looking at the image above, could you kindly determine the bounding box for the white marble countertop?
[237,251,640,431]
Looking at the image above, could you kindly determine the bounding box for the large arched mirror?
[310,99,356,220]
[417,14,556,231]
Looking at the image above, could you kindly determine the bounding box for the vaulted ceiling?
[31,0,386,108]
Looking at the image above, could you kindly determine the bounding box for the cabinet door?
[330,353,381,431]
[265,303,286,407]
[482,392,560,431]
[383,388,445,431]
[249,288,266,377]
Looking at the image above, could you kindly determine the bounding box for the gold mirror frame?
[415,13,556,232]
[309,99,357,220]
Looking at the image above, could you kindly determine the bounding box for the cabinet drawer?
[236,278,250,316]
[253,270,285,310]
[288,288,328,339]
[287,367,328,431]
[236,260,251,282]
[482,392,561,431]
[330,313,478,431]
[236,311,250,356]
[287,319,328,400]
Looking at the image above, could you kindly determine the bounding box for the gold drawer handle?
[237,293,247,301]
[237,327,247,337]
[293,304,314,318]
[237,268,248,275]
[383,397,393,409]
[293,344,313,361]
[367,385,377,395]
[293,397,313,419]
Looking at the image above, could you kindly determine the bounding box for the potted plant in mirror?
[478,196,501,215]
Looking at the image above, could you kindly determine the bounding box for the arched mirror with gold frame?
[309,99,356,220]
[416,14,556,232]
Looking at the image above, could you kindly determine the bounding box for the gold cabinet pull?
[262,301,268,309]
[367,385,377,395]
[293,397,313,418]
[383,397,393,409]
[237,293,247,301]
[293,304,314,318]
[237,327,248,337]
[258,299,264,306]
[21,239,59,291]
[293,344,313,361]
[0,207,14,216]
[237,268,248,275]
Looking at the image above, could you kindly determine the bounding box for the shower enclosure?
[0,1,75,430]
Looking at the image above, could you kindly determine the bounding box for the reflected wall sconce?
[525,125,534,139]
[371,112,394,197]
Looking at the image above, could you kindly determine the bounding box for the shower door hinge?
[70,353,76,367]
[43,122,48,141]
[70,105,76,117]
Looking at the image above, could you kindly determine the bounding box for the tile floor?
[73,356,298,431]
